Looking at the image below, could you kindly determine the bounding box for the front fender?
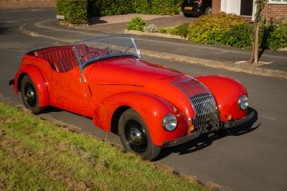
[195,75,248,122]
[93,92,187,146]
[15,65,50,107]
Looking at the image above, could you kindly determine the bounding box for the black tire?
[118,109,161,161]
[183,12,191,17]
[20,75,45,114]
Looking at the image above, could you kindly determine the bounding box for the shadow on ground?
[0,23,9,35]
[157,108,259,160]
[88,17,108,25]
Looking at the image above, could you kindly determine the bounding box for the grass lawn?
[0,101,209,191]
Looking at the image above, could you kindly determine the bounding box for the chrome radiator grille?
[172,78,220,133]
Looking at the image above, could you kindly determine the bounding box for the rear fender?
[93,92,187,146]
[195,75,248,121]
[15,65,50,107]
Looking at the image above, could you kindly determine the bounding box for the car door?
[51,67,90,113]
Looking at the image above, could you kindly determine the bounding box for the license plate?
[184,6,193,11]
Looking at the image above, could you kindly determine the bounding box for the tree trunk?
[250,0,265,65]
[253,23,260,65]
[250,28,255,64]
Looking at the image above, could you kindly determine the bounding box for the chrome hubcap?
[130,128,142,144]
[25,84,36,107]
[125,120,147,153]
[26,87,35,100]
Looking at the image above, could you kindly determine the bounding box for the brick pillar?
[212,0,221,14]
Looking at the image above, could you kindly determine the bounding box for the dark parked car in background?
[181,0,212,17]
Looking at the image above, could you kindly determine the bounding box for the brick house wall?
[0,0,55,9]
[263,3,287,22]
[212,0,287,22]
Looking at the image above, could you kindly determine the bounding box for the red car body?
[10,36,254,160]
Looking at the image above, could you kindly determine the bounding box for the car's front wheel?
[119,109,161,161]
[21,75,45,114]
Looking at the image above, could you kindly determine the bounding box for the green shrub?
[158,24,189,38]
[223,24,253,49]
[133,0,150,14]
[187,13,246,44]
[58,0,182,24]
[158,28,169,34]
[56,0,88,24]
[87,0,181,17]
[126,17,146,31]
[172,23,189,38]
[56,0,67,15]
[133,0,181,15]
[186,12,287,50]
[89,0,134,16]
[266,23,287,50]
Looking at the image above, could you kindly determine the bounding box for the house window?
[269,0,287,4]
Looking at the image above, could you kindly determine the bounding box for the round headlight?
[238,95,249,110]
[162,114,177,132]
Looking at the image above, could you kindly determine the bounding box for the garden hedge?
[56,0,88,24]
[186,13,287,50]
[57,0,181,24]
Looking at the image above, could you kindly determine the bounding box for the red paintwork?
[195,75,248,121]
[13,45,249,147]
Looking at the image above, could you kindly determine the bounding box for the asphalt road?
[1,9,287,191]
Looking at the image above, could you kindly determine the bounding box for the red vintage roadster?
[10,36,254,160]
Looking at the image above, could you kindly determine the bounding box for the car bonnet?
[86,57,183,86]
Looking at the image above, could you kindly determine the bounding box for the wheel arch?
[93,92,187,146]
[16,65,50,107]
[195,75,248,121]
[110,106,131,135]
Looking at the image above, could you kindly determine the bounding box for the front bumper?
[162,110,255,148]
[223,110,255,129]
[162,131,201,148]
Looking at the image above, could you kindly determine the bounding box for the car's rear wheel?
[21,75,45,114]
[118,109,161,161]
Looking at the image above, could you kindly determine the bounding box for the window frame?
[268,0,287,4]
